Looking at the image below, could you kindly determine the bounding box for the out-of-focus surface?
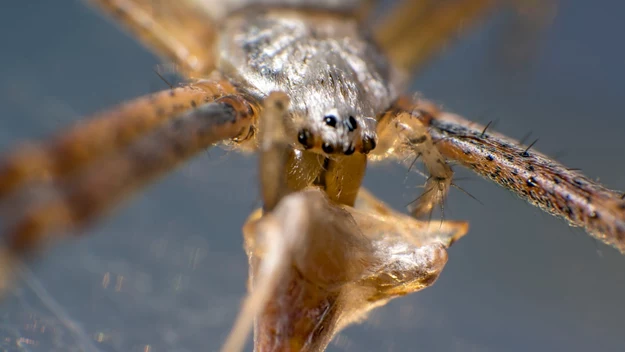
[0,1,624,351]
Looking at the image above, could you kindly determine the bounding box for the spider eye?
[344,145,355,155]
[323,115,338,128]
[346,116,358,132]
[298,129,314,149]
[362,136,376,154]
[322,143,334,154]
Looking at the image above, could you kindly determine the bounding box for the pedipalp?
[373,108,453,218]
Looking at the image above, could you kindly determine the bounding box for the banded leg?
[0,78,237,200]
[88,0,218,76]
[0,93,257,293]
[222,93,467,351]
[375,0,499,73]
[395,96,625,253]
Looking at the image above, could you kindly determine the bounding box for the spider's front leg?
[392,96,625,253]
[222,93,467,352]
[0,78,237,199]
[0,84,258,293]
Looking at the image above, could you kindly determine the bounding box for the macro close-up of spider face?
[0,0,624,351]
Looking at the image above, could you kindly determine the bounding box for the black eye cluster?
[298,114,376,155]
[323,114,358,154]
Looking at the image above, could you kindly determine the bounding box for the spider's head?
[294,108,377,156]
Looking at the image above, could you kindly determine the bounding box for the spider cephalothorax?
[220,7,395,157]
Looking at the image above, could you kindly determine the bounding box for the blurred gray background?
[0,0,624,351]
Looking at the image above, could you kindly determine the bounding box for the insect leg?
[0,78,237,200]
[397,97,625,253]
[375,0,498,73]
[0,94,257,293]
[87,0,218,75]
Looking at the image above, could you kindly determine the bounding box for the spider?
[1,0,624,350]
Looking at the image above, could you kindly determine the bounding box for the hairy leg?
[0,93,257,294]
[0,78,237,200]
[392,96,625,253]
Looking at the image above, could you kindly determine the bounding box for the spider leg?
[0,78,236,200]
[222,93,467,351]
[0,93,257,293]
[375,0,499,73]
[372,109,453,217]
[87,0,218,76]
[395,97,625,253]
